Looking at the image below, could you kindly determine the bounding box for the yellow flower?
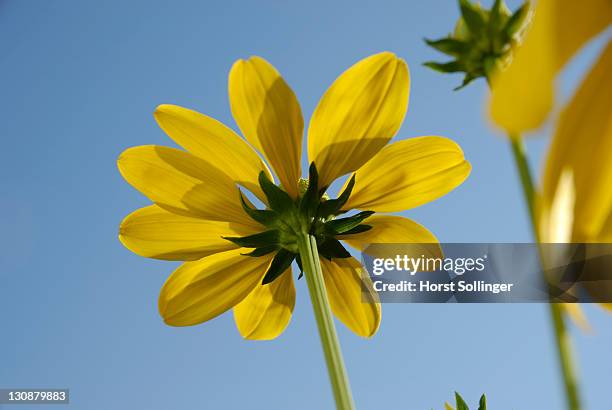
[489,0,612,134]
[117,52,471,340]
[539,42,612,315]
[490,0,612,314]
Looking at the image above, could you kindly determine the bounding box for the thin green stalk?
[509,137,537,227]
[509,134,581,410]
[297,233,355,410]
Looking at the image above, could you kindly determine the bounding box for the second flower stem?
[297,233,355,410]
[509,135,581,410]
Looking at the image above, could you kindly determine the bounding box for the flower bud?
[424,0,530,90]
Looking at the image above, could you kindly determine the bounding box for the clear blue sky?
[1,1,610,409]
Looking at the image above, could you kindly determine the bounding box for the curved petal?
[561,304,590,332]
[308,52,410,188]
[550,0,612,72]
[119,205,261,261]
[117,145,256,226]
[159,249,273,326]
[343,215,442,260]
[229,56,303,197]
[600,210,612,242]
[233,267,295,340]
[320,257,381,338]
[154,104,272,201]
[542,42,612,241]
[539,169,575,244]
[490,0,612,134]
[344,137,471,213]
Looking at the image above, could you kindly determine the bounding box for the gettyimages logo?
[360,243,612,303]
[371,254,488,276]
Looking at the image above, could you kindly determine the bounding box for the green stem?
[509,137,537,228]
[549,303,581,410]
[297,234,356,410]
[508,134,581,410]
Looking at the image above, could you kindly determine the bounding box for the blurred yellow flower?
[492,0,612,317]
[539,43,612,315]
[118,52,470,340]
[490,0,611,134]
[540,43,612,245]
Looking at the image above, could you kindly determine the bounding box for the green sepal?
[336,224,372,236]
[296,254,303,279]
[262,249,295,284]
[488,0,505,33]
[455,392,469,410]
[300,162,320,219]
[478,394,486,410]
[224,229,279,248]
[423,61,465,73]
[318,237,351,260]
[239,191,277,226]
[258,171,295,213]
[454,74,477,91]
[483,56,500,81]
[242,245,278,257]
[317,173,355,218]
[324,211,374,235]
[424,38,469,56]
[459,0,486,35]
[424,0,528,91]
[502,2,529,40]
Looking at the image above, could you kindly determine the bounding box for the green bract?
[224,163,374,284]
[445,392,487,410]
[424,0,530,90]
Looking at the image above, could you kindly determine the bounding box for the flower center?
[224,163,374,284]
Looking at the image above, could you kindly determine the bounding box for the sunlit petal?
[308,52,409,188]
[159,249,273,326]
[542,42,612,241]
[154,104,271,201]
[229,57,303,197]
[490,0,612,134]
[320,257,381,338]
[233,267,295,340]
[343,215,442,259]
[117,145,256,226]
[344,137,470,213]
[550,0,612,72]
[119,205,260,260]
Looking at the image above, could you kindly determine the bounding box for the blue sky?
[1,1,611,409]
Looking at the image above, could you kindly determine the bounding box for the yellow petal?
[308,52,409,188]
[344,137,471,213]
[561,304,591,332]
[600,211,612,242]
[490,1,554,133]
[445,403,455,410]
[343,215,442,260]
[551,0,612,72]
[117,145,256,226]
[490,0,612,134]
[320,257,381,338]
[154,104,271,201]
[233,267,295,340]
[229,57,303,197]
[600,303,612,312]
[159,249,273,326]
[119,205,260,261]
[539,169,575,244]
[542,42,612,241]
